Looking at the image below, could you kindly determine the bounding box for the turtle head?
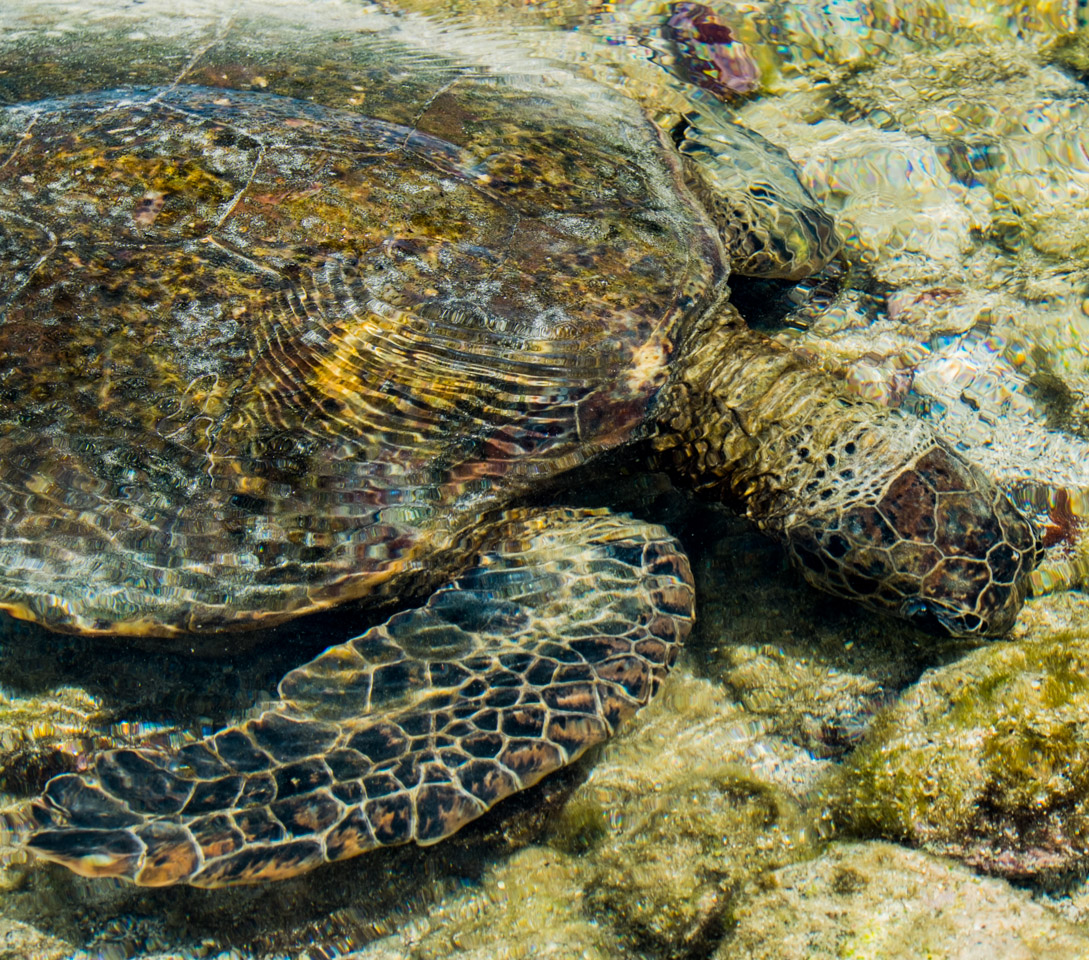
[673,113,840,280]
[664,318,1038,638]
[787,444,1042,638]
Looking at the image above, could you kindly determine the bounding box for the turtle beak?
[900,598,996,638]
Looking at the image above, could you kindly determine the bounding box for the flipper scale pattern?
[25,508,694,886]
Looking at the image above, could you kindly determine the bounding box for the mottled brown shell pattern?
[0,85,721,637]
[25,509,694,886]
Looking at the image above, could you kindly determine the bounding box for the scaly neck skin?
[654,305,1041,638]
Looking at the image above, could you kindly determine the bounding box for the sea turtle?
[0,14,1040,888]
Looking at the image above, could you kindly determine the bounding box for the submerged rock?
[0,686,103,796]
[354,846,616,960]
[715,841,1089,960]
[548,674,818,958]
[829,633,1089,880]
[1049,29,1089,77]
[0,917,68,960]
[715,645,887,760]
[690,511,939,761]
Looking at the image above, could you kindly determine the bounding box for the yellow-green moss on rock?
[350,672,822,960]
[1047,29,1089,76]
[830,634,1089,878]
[354,846,617,960]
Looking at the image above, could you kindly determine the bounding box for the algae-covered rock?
[717,645,886,759]
[1047,29,1089,76]
[575,774,807,959]
[354,846,617,960]
[830,635,1089,879]
[691,513,935,685]
[551,674,818,958]
[691,512,937,760]
[350,671,822,960]
[714,841,1089,960]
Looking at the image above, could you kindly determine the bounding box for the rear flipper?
[24,508,693,887]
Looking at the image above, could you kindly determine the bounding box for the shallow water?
[1,1,1089,957]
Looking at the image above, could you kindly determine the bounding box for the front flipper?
[24,508,693,887]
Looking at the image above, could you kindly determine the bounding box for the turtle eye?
[901,599,984,637]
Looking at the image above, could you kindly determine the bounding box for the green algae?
[716,644,886,758]
[353,846,618,960]
[829,633,1089,879]
[574,773,809,959]
[334,671,823,959]
[1046,29,1089,75]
